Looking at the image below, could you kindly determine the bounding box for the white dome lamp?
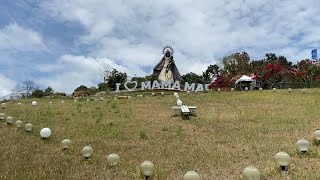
[217,88,221,92]
[174,92,178,97]
[40,128,52,139]
[259,87,263,92]
[82,146,93,159]
[61,139,72,150]
[231,88,235,92]
[273,88,276,92]
[275,151,290,173]
[15,120,23,128]
[1,103,6,109]
[314,129,320,145]
[140,161,154,180]
[31,101,37,106]
[24,123,33,132]
[107,153,120,167]
[242,166,260,180]
[0,113,5,120]
[177,99,183,107]
[296,139,310,154]
[288,88,292,93]
[6,116,14,125]
[183,171,200,180]
[161,92,164,96]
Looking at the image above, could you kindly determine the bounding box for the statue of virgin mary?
[152,46,183,82]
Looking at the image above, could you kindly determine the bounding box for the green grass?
[1,89,320,179]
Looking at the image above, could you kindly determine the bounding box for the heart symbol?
[124,81,138,91]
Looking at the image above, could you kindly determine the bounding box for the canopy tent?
[235,75,253,84]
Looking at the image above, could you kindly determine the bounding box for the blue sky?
[0,0,320,96]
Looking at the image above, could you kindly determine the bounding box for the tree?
[183,72,203,83]
[297,59,320,83]
[13,80,39,98]
[98,83,109,91]
[221,51,251,76]
[44,86,54,96]
[74,85,89,92]
[107,69,127,90]
[202,64,220,83]
[99,62,112,82]
[32,89,44,98]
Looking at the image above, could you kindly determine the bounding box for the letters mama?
[115,81,210,92]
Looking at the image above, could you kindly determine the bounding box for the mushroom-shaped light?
[15,120,23,128]
[1,103,6,109]
[0,113,5,120]
[140,161,154,178]
[40,128,52,138]
[243,166,260,180]
[151,92,155,96]
[100,97,104,101]
[177,99,183,106]
[183,171,200,180]
[114,97,118,100]
[273,88,276,92]
[275,151,290,171]
[288,88,292,93]
[107,153,120,167]
[17,102,22,106]
[296,139,310,154]
[174,92,178,97]
[82,146,93,159]
[31,101,37,106]
[259,87,263,91]
[161,92,164,96]
[217,88,221,92]
[314,129,320,144]
[61,139,72,150]
[24,123,33,132]
[49,101,52,104]
[302,88,306,93]
[86,99,90,102]
[231,88,235,92]
[245,87,249,91]
[6,116,14,125]
[61,100,65,103]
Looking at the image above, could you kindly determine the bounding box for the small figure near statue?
[152,46,183,82]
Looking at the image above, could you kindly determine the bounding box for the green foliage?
[74,85,88,92]
[182,72,203,83]
[222,51,251,76]
[97,83,109,91]
[44,86,54,96]
[32,89,44,98]
[107,69,128,90]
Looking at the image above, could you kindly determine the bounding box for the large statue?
[152,46,183,82]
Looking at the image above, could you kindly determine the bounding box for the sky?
[0,0,320,96]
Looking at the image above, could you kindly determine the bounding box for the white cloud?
[0,74,16,98]
[0,22,47,52]
[38,54,145,94]
[39,0,320,76]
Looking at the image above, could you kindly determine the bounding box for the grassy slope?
[0,89,320,180]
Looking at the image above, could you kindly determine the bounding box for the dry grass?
[1,89,320,180]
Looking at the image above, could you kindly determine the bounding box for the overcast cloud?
[0,0,319,96]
